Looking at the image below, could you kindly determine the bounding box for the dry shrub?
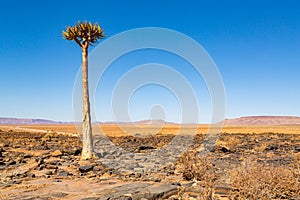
[291,153,300,181]
[215,135,240,151]
[254,142,270,152]
[177,150,215,181]
[230,159,300,200]
[176,150,216,199]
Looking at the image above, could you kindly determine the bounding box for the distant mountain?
[1,116,300,125]
[134,119,175,125]
[0,118,62,125]
[224,116,300,125]
[0,118,173,125]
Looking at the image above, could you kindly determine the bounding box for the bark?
[81,47,94,160]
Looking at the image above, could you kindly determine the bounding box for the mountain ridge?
[1,116,300,125]
[224,116,300,125]
[0,117,63,125]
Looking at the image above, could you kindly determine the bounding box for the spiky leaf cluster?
[62,21,105,48]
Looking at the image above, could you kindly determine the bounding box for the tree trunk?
[81,47,94,160]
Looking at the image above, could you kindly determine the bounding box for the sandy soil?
[1,125,300,199]
[2,124,300,137]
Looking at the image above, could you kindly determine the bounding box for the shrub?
[230,159,300,200]
[176,150,216,199]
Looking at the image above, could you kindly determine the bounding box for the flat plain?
[2,123,300,136]
[0,124,300,199]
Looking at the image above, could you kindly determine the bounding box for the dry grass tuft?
[215,135,240,151]
[176,150,216,199]
[254,142,269,152]
[291,154,300,181]
[230,159,300,200]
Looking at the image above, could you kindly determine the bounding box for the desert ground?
[0,124,300,199]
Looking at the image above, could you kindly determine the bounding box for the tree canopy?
[62,21,105,49]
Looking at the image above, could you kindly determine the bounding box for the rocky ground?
[0,129,300,199]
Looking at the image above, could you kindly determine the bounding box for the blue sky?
[0,0,299,123]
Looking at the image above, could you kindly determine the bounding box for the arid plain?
[1,122,300,199]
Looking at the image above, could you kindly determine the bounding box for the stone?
[74,148,82,156]
[264,145,278,151]
[143,183,178,199]
[106,155,116,159]
[7,160,16,166]
[219,146,230,153]
[93,166,103,171]
[7,180,22,185]
[96,150,108,158]
[79,165,94,173]
[46,165,58,170]
[29,173,36,178]
[48,160,58,165]
[120,196,133,200]
[138,146,155,151]
[51,150,63,157]
[58,172,69,176]
[44,170,53,175]
[24,154,32,158]
[50,193,68,198]
[134,172,142,178]
[37,165,45,171]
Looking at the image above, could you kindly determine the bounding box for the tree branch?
[83,40,89,49]
[74,38,83,48]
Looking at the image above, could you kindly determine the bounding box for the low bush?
[230,159,300,200]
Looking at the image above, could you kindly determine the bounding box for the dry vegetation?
[174,150,300,200]
[230,158,300,200]
[176,150,216,199]
[215,136,240,151]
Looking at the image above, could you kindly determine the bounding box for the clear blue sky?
[0,0,299,123]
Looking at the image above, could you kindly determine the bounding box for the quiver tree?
[62,21,105,160]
